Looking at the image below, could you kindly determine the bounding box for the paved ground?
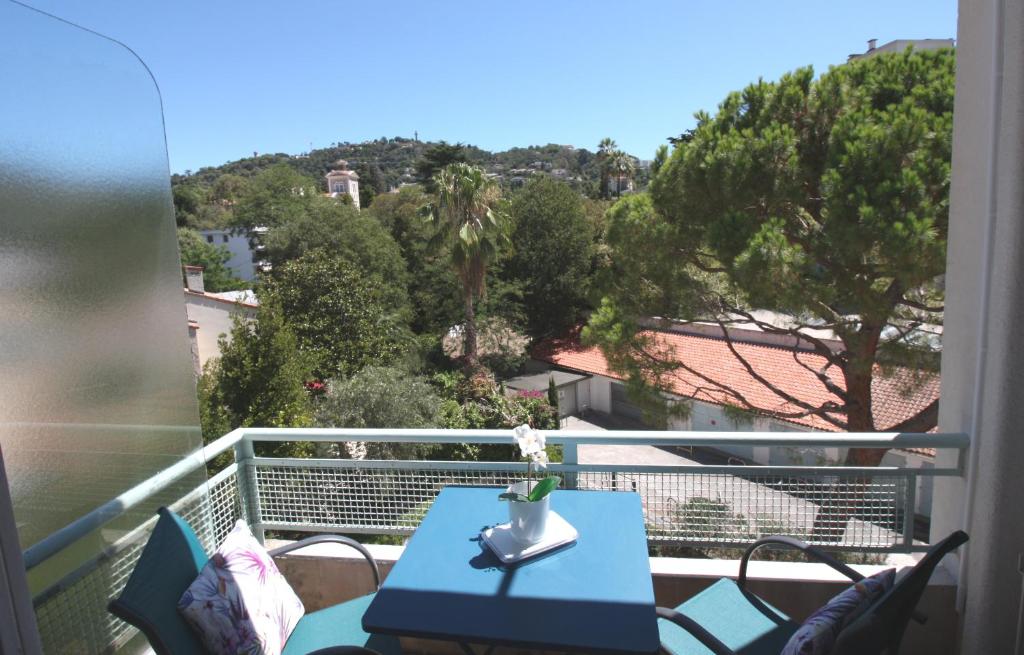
[563,415,700,466]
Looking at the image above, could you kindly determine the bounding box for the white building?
[182,266,258,377]
[197,227,269,281]
[848,38,954,61]
[607,175,635,195]
[325,159,360,209]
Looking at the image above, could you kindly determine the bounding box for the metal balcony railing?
[24,427,968,653]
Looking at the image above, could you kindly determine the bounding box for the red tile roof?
[533,328,940,442]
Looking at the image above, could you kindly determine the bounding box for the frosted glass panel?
[0,0,204,578]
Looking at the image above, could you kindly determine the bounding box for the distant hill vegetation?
[171,137,645,229]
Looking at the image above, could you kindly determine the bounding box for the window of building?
[205,235,214,243]
[222,235,229,244]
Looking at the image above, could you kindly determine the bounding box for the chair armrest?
[656,606,736,655]
[738,536,864,589]
[268,535,382,591]
[306,648,382,655]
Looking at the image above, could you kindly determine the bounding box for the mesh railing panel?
[255,463,525,533]
[576,470,906,548]
[33,468,241,654]
[253,461,910,549]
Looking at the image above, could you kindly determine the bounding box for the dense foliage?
[367,186,462,334]
[177,228,246,292]
[198,301,315,459]
[171,138,627,231]
[415,141,468,192]
[507,177,595,338]
[261,198,412,321]
[263,251,410,381]
[316,365,443,460]
[588,48,953,456]
[432,369,558,461]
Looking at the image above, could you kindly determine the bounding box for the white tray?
[481,511,578,564]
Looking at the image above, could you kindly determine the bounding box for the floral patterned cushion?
[178,520,305,655]
[781,568,895,655]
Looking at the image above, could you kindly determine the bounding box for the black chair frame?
[657,531,968,655]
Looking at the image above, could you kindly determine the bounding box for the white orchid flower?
[531,449,549,470]
[513,424,544,457]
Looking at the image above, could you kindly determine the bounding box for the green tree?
[507,176,595,338]
[423,163,509,364]
[177,228,247,292]
[232,164,319,229]
[264,251,409,380]
[596,137,617,199]
[650,144,670,178]
[367,187,462,334]
[200,301,315,458]
[547,375,559,414]
[416,141,467,192]
[172,183,205,227]
[315,365,442,459]
[261,196,412,321]
[211,174,249,203]
[588,48,952,462]
[354,161,386,208]
[609,150,635,197]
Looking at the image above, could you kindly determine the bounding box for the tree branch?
[789,349,849,402]
[897,298,944,313]
[712,318,847,425]
[721,304,845,367]
[884,398,939,433]
[629,341,846,427]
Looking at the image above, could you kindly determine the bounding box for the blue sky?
[23,0,957,174]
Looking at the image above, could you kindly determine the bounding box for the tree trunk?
[810,357,889,541]
[463,291,478,364]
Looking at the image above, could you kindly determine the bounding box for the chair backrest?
[108,507,209,655]
[833,530,969,655]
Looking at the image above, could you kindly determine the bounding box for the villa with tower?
[325,159,360,209]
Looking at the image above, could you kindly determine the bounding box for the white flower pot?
[507,480,551,545]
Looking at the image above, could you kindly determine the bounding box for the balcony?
[25,427,967,654]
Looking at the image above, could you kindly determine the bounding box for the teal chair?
[656,530,968,655]
[108,507,401,655]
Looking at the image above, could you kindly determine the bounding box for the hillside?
[171,137,646,228]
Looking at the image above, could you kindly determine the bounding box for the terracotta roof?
[533,328,940,453]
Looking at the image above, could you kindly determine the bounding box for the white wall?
[589,374,613,413]
[184,292,257,373]
[199,229,258,281]
[932,0,1024,649]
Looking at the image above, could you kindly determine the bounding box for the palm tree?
[596,138,617,199]
[610,150,635,198]
[422,163,508,364]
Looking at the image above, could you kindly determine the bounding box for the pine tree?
[586,48,954,537]
[547,375,559,415]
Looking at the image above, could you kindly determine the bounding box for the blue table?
[362,486,660,654]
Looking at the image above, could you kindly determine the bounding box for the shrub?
[316,365,442,460]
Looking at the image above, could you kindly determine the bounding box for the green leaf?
[498,492,529,502]
[527,476,561,502]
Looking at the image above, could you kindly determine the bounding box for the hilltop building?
[325,159,360,209]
